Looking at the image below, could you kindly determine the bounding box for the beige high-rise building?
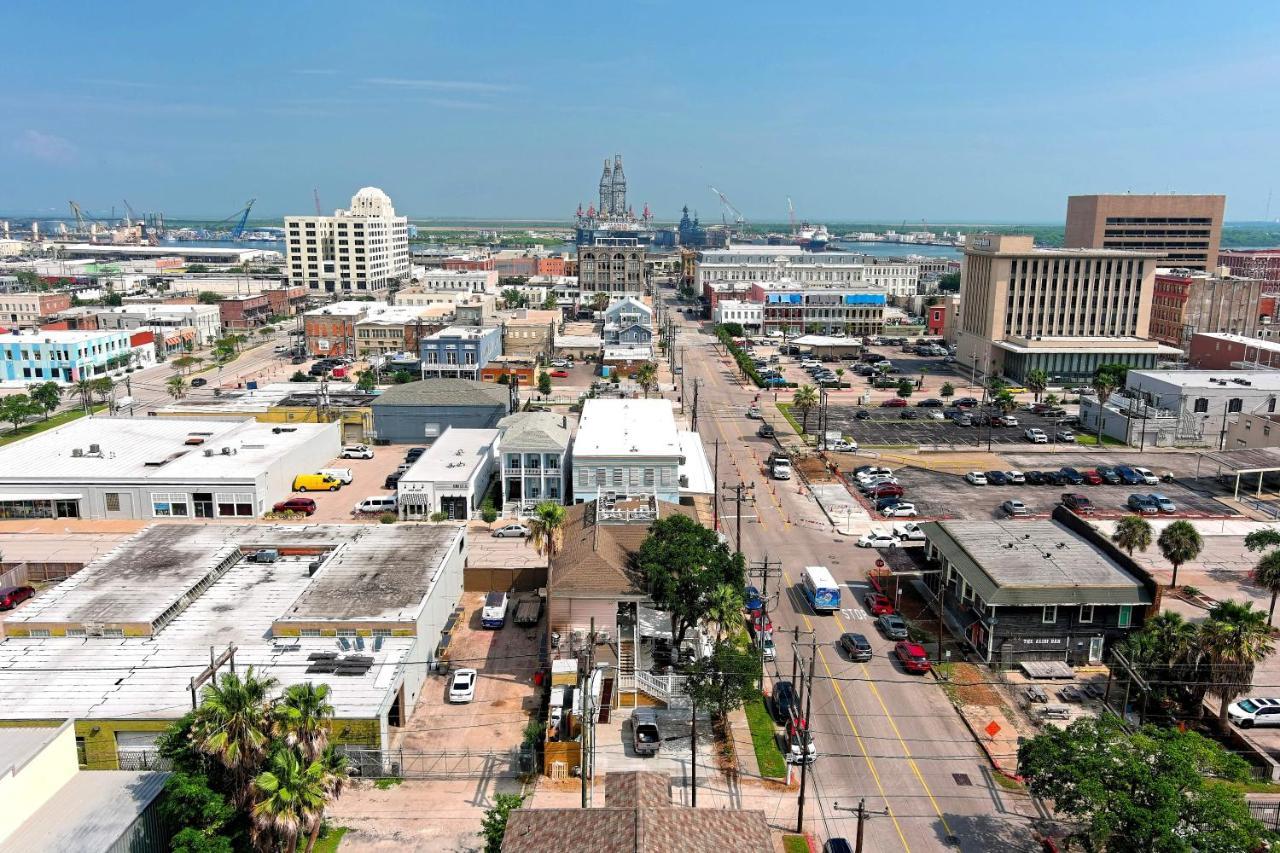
[286,187,410,297]
[1065,194,1225,272]
[956,234,1179,383]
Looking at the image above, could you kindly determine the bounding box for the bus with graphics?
[800,565,840,613]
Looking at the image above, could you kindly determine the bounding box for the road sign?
[875,559,884,568]
[985,721,1001,738]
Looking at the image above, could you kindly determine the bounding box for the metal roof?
[370,378,510,409]
[400,427,499,485]
[920,519,1152,607]
[1198,446,1280,474]
[498,411,571,453]
[2,770,170,852]
[574,400,681,459]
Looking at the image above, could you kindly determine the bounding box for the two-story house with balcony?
[496,411,571,512]
[418,325,502,380]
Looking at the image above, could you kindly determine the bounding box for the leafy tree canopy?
[636,514,744,650]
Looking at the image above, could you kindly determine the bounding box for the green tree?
[937,272,961,293]
[1090,363,1130,445]
[591,291,610,314]
[1201,600,1275,728]
[703,583,744,644]
[171,355,198,374]
[250,748,328,853]
[1025,368,1048,403]
[896,378,914,398]
[792,385,818,433]
[197,291,225,304]
[0,394,37,434]
[101,291,123,306]
[1110,515,1153,557]
[1250,551,1280,626]
[992,389,1016,415]
[479,793,525,853]
[637,514,745,650]
[939,382,955,399]
[500,288,527,309]
[73,377,95,413]
[634,362,657,398]
[89,376,115,407]
[1018,715,1266,853]
[537,370,552,396]
[541,292,557,310]
[187,263,210,273]
[1043,392,1060,408]
[273,683,334,762]
[192,667,279,804]
[355,370,376,392]
[167,375,188,400]
[27,381,61,420]
[684,641,761,723]
[527,501,567,562]
[719,321,745,338]
[1158,520,1203,588]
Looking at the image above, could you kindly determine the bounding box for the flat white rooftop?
[1194,332,1280,355]
[400,427,499,486]
[575,399,681,458]
[0,329,123,344]
[1128,369,1280,392]
[0,416,332,483]
[305,300,390,318]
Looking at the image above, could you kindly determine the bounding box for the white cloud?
[12,130,77,165]
[364,77,514,93]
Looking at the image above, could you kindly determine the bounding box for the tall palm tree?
[166,375,188,400]
[703,583,743,643]
[193,667,279,802]
[1157,520,1203,588]
[251,748,329,853]
[1090,363,1127,445]
[1252,551,1280,626]
[274,683,334,761]
[73,377,95,414]
[635,362,657,399]
[1111,515,1153,557]
[1025,368,1048,403]
[528,501,567,562]
[792,384,818,434]
[302,748,350,853]
[1200,601,1274,727]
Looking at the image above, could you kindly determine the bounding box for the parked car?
[785,717,817,765]
[854,408,871,419]
[290,355,307,365]
[744,585,763,612]
[1228,697,1280,728]
[448,668,478,703]
[1081,469,1104,486]
[1133,466,1160,485]
[293,473,341,492]
[985,470,1010,486]
[341,444,375,459]
[964,471,988,486]
[893,521,926,542]
[355,495,397,514]
[318,467,354,485]
[750,613,773,636]
[1058,467,1086,485]
[1043,470,1068,486]
[1127,493,1159,514]
[0,585,35,611]
[917,398,944,408]
[405,447,427,463]
[1002,499,1030,517]
[868,483,903,499]
[1095,466,1122,485]
[491,523,530,538]
[1024,471,1046,485]
[856,529,898,549]
[549,370,569,378]
[882,502,918,518]
[879,398,909,408]
[1056,429,1076,442]
[757,422,776,438]
[761,635,777,662]
[1061,493,1094,514]
[894,641,932,674]
[273,497,317,516]
[899,409,920,420]
[863,592,895,616]
[383,471,404,490]
[877,614,910,641]
[482,591,510,628]
[828,438,857,452]
[771,681,798,723]
[550,358,570,368]
[191,377,208,387]
[1004,470,1026,484]
[998,415,1020,427]
[954,397,980,409]
[632,707,662,755]
[1115,465,1145,485]
[839,632,874,662]
[1149,493,1177,513]
[855,466,893,482]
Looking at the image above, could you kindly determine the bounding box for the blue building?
[370,379,514,444]
[0,329,138,385]
[418,325,502,380]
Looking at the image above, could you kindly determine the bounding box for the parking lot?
[829,404,1075,449]
[874,464,1232,521]
[275,445,406,522]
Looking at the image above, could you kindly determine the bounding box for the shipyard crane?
[787,197,797,234]
[122,199,139,227]
[68,200,106,236]
[313,188,323,216]
[708,185,746,229]
[212,198,257,240]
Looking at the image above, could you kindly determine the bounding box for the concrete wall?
[258,421,343,509]
[372,403,507,444]
[0,721,77,843]
[404,527,466,713]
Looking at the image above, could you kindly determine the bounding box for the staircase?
[635,671,691,709]
[619,640,635,674]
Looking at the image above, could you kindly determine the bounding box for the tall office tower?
[1065,194,1226,272]
[286,187,409,296]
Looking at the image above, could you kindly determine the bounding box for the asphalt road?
[666,308,1048,851]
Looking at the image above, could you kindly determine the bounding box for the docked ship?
[794,223,830,251]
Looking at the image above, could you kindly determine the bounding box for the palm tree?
[193,667,279,802]
[1090,363,1128,445]
[792,384,818,434]
[1025,368,1048,403]
[274,683,334,761]
[528,501,567,562]
[166,375,188,400]
[73,377,95,414]
[834,367,845,386]
[1111,515,1153,557]
[1157,520,1203,588]
[591,292,610,314]
[251,748,329,853]
[302,748,350,853]
[635,362,657,399]
[703,583,743,643]
[1200,601,1274,727]
[1251,550,1280,626]
[993,389,1017,416]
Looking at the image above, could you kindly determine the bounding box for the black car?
[405,446,427,463]
[1095,466,1122,485]
[1024,470,1046,485]
[1043,470,1067,486]
[854,408,870,419]
[899,409,920,420]
[757,423,776,438]
[874,496,903,511]
[1115,465,1144,485]
[839,632,873,662]
[916,398,944,408]
[1058,467,1085,485]
[954,397,979,408]
[383,471,404,489]
[771,680,798,723]
[308,363,330,376]
[290,355,307,365]
[190,377,208,387]
[985,470,1010,486]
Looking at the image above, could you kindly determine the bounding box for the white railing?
[634,671,690,708]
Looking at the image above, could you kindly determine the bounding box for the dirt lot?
[395,592,541,753]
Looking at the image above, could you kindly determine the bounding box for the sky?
[2,0,1279,223]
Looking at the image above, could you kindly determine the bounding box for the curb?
[931,669,1024,783]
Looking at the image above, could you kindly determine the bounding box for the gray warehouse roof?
[3,770,170,852]
[920,519,1152,607]
[371,378,511,409]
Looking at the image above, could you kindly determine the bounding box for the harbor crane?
[212,199,257,240]
[708,185,746,229]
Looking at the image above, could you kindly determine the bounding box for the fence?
[0,562,82,588]
[340,746,535,779]
[1249,800,1280,830]
[116,750,173,772]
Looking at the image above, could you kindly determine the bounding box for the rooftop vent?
[71,448,84,458]
[203,448,214,457]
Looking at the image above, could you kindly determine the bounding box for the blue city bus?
[801,565,841,613]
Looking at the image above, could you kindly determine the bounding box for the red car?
[0,585,35,611]
[863,592,894,616]
[1081,469,1103,486]
[750,613,773,636]
[550,370,569,378]
[894,641,931,674]
[869,483,904,499]
[879,398,909,408]
[273,497,317,516]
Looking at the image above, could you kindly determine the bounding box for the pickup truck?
[892,522,926,542]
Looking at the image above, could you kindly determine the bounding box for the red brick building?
[1188,332,1280,370]
[443,257,495,271]
[1219,249,1280,285]
[264,285,309,317]
[217,294,271,329]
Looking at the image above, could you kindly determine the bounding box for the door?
[1088,636,1104,665]
[192,492,215,519]
[440,496,468,520]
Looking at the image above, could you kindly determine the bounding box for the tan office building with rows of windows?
[1065,194,1225,272]
[955,234,1181,383]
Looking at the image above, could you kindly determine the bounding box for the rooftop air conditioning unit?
[203,448,214,457]
[71,448,84,457]
[88,444,100,454]
[221,447,233,455]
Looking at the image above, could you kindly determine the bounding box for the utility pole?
[712,439,721,530]
[796,633,817,833]
[580,617,595,808]
[691,378,701,432]
[689,693,698,808]
[720,480,755,556]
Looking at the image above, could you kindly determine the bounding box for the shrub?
[481,500,498,524]
[429,511,449,523]
[378,513,397,524]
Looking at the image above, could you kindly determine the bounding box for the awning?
[0,493,83,502]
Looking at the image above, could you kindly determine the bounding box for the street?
[668,307,1050,851]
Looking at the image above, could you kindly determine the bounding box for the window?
[1193,397,1209,413]
[1079,605,1094,624]
[643,468,655,487]
[300,629,321,638]
[1041,605,1057,624]
[27,629,50,638]
[105,493,121,512]
[337,629,357,638]
[102,628,124,638]
[151,492,190,518]
[216,492,255,517]
[1228,398,1244,413]
[1118,605,1132,628]
[373,629,392,638]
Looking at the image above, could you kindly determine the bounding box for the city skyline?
[3,1,1279,221]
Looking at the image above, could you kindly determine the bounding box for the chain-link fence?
[340,746,536,779]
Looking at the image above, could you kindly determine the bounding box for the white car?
[855,467,893,484]
[318,467,354,485]
[448,668,478,703]
[964,471,988,485]
[1004,470,1025,484]
[550,359,569,368]
[1024,428,1048,444]
[1228,696,1280,728]
[1133,466,1160,486]
[491,523,530,538]
[828,439,858,452]
[1001,416,1020,427]
[893,522,926,542]
[881,502,918,518]
[340,444,375,459]
[747,405,762,419]
[857,530,898,549]
[926,410,946,421]
[1056,429,1076,443]
[859,476,897,493]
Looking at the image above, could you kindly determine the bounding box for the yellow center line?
[832,611,955,839]
[783,571,911,852]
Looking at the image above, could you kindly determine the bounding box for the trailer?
[514,595,543,627]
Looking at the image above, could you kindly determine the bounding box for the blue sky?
[2,1,1278,222]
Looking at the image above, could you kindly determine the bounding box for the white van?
[354,495,397,514]
[318,467,354,485]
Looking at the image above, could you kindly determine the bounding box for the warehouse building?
[370,378,514,444]
[0,416,339,520]
[0,523,466,768]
